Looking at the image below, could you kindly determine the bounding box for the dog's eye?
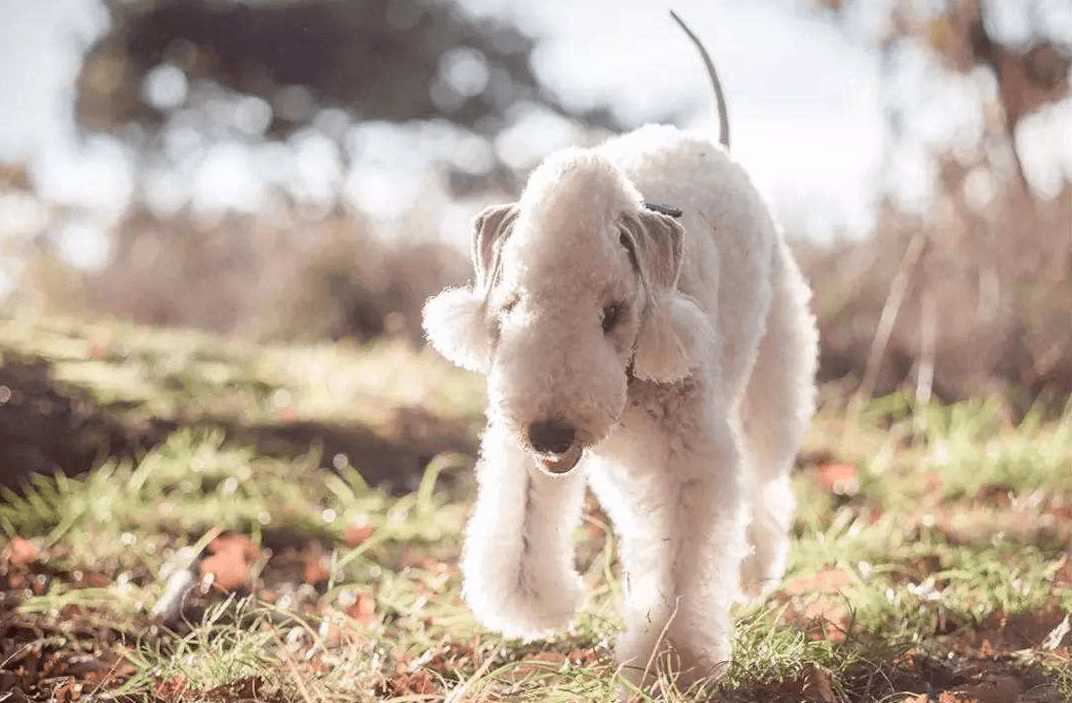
[601,302,623,333]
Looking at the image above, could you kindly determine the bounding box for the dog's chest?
[624,376,701,425]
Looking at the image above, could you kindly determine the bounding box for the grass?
[0,310,1069,702]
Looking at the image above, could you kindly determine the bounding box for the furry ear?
[618,209,685,291]
[472,203,520,290]
[422,287,491,374]
[620,209,713,382]
[422,203,519,374]
[632,293,713,383]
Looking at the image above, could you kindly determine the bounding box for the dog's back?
[601,122,818,594]
[598,124,779,403]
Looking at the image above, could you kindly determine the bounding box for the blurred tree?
[820,0,1069,192]
[54,0,625,340]
[892,0,1067,189]
[808,0,1071,412]
[74,0,619,192]
[0,162,32,192]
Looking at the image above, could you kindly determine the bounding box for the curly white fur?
[423,124,817,691]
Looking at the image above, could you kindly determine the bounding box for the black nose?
[528,418,576,455]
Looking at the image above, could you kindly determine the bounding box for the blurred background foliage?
[808,0,1070,413]
[1,0,1069,415]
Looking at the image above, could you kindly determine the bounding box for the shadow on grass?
[218,409,476,493]
[0,350,168,486]
[0,348,476,492]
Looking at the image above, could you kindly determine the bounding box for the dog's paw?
[615,628,730,695]
[462,567,584,640]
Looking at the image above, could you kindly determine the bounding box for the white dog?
[423,13,817,690]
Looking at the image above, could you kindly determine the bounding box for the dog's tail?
[669,10,730,150]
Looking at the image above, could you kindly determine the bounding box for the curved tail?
[669,10,730,150]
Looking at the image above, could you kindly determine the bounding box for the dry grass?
[24,204,470,346]
[22,172,1070,419]
[0,314,1068,702]
[799,176,1071,416]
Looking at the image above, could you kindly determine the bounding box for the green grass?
[0,311,1068,702]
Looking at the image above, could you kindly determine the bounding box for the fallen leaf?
[199,533,258,592]
[73,571,110,588]
[816,462,859,495]
[777,568,854,641]
[377,668,437,697]
[154,677,191,700]
[207,534,257,561]
[408,669,436,694]
[399,550,456,575]
[801,664,836,703]
[343,524,373,547]
[781,567,854,595]
[345,593,376,625]
[302,544,330,586]
[8,537,38,566]
[423,642,479,675]
[961,604,1072,656]
[53,677,81,703]
[200,550,249,592]
[567,648,601,666]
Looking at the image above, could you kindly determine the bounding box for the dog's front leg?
[460,421,586,639]
[661,418,747,690]
[592,415,746,692]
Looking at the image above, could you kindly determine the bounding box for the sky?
[0,0,1069,270]
[464,0,887,235]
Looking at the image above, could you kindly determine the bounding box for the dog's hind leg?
[738,239,818,596]
[460,421,587,639]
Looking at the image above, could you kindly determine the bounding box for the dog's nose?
[528,418,576,455]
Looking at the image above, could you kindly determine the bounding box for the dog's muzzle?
[535,444,583,474]
[528,418,584,474]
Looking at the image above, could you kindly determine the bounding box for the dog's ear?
[422,287,491,373]
[472,203,520,290]
[619,209,684,292]
[619,210,714,383]
[422,204,519,374]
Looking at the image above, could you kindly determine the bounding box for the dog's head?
[423,150,713,474]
